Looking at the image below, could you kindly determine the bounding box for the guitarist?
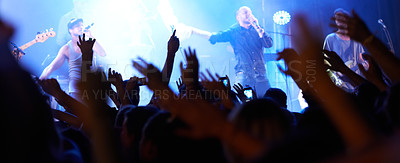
[39,18,106,101]
[323,8,368,92]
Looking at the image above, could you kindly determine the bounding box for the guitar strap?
[344,40,357,71]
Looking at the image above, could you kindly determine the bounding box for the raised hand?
[133,57,168,91]
[107,68,124,88]
[83,29,94,38]
[176,76,184,90]
[168,29,180,53]
[323,50,367,87]
[219,75,232,91]
[276,48,311,91]
[180,47,199,90]
[159,30,179,85]
[200,70,230,93]
[330,10,372,43]
[226,75,231,89]
[38,78,64,97]
[199,69,220,86]
[332,10,400,83]
[107,68,133,106]
[233,83,246,102]
[358,54,388,91]
[135,63,228,138]
[125,76,141,105]
[132,55,264,159]
[323,50,348,73]
[125,76,140,91]
[77,33,96,62]
[77,69,122,163]
[290,14,375,152]
[199,70,235,108]
[39,78,91,116]
[176,76,186,97]
[276,49,301,76]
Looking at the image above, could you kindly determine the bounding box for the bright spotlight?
[273,10,291,25]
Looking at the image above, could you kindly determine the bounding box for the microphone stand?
[381,24,395,53]
[41,54,50,66]
[377,21,394,85]
[265,31,293,37]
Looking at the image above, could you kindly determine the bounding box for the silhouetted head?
[226,98,293,162]
[121,106,159,148]
[230,98,293,141]
[120,106,159,162]
[140,111,226,163]
[264,88,287,109]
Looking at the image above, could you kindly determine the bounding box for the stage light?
[273,10,291,25]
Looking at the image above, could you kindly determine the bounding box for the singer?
[39,18,106,102]
[56,0,93,46]
[190,6,273,97]
[323,8,367,92]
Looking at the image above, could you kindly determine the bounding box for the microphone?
[378,19,395,53]
[84,23,94,31]
[378,19,386,28]
[251,20,261,30]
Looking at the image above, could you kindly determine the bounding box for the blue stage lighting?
[273,10,291,25]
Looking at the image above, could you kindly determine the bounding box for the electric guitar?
[328,59,367,92]
[20,28,56,51]
[12,28,56,61]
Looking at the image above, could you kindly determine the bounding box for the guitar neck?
[19,39,38,51]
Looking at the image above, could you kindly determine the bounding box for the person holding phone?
[243,87,255,102]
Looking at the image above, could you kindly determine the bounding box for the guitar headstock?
[35,28,56,43]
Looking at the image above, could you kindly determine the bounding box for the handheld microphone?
[251,20,261,29]
[85,23,94,30]
[378,19,395,53]
[378,19,386,28]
